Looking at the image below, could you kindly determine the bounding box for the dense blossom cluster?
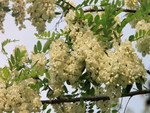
[11,0,26,30]
[52,102,86,113]
[48,10,146,112]
[0,78,42,113]
[0,0,9,33]
[49,39,69,96]
[30,52,47,70]
[0,0,56,33]
[27,0,56,33]
[125,0,139,9]
[14,45,28,64]
[0,0,149,113]
[49,39,84,96]
[135,20,150,56]
[124,0,150,56]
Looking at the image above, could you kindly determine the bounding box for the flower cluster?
[27,0,56,33]
[14,45,28,64]
[52,102,86,113]
[0,0,57,33]
[125,0,139,9]
[49,39,84,96]
[11,0,26,30]
[0,78,42,113]
[0,0,9,33]
[30,52,47,70]
[135,20,150,56]
[48,9,146,112]
[49,39,69,96]
[66,0,76,8]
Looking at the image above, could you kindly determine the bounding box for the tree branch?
[84,8,136,13]
[147,70,150,75]
[41,90,150,104]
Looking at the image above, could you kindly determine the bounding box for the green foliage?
[0,67,11,82]
[34,41,42,53]
[35,31,61,53]
[1,39,19,55]
[76,0,101,9]
[112,109,118,113]
[1,0,150,113]
[3,7,11,12]
[56,0,75,15]
[28,81,43,90]
[47,109,52,113]
[129,29,150,41]
[122,84,133,95]
[136,82,142,91]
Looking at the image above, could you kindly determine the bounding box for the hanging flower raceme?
[125,0,139,9]
[0,78,42,113]
[0,0,9,33]
[30,52,47,70]
[11,0,26,30]
[135,19,150,56]
[47,9,147,112]
[27,0,56,33]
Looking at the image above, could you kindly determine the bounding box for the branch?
[84,8,137,13]
[41,90,150,104]
[62,0,76,9]
[147,70,150,75]
[56,0,76,9]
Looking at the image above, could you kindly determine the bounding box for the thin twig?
[41,90,150,104]
[123,96,132,113]
[147,70,150,75]
[118,98,123,112]
[84,8,137,13]
[61,0,76,9]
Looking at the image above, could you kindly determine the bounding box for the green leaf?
[55,12,61,15]
[47,109,51,113]
[37,41,42,52]
[79,8,84,18]
[91,24,99,32]
[94,15,100,24]
[88,109,94,113]
[75,10,80,18]
[55,34,60,39]
[88,15,93,26]
[122,84,133,95]
[93,5,98,10]
[63,85,68,93]
[51,32,55,39]
[42,103,48,110]
[1,39,19,55]
[136,82,142,91]
[47,31,50,37]
[43,78,49,83]
[112,109,118,113]
[80,99,84,107]
[135,32,138,38]
[112,103,118,107]
[10,55,15,64]
[94,0,98,4]
[80,72,88,80]
[6,111,12,113]
[43,39,52,53]
[14,48,21,60]
[3,7,11,12]
[34,45,38,54]
[129,35,134,41]
[90,87,95,96]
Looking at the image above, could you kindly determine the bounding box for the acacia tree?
[0,0,150,113]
